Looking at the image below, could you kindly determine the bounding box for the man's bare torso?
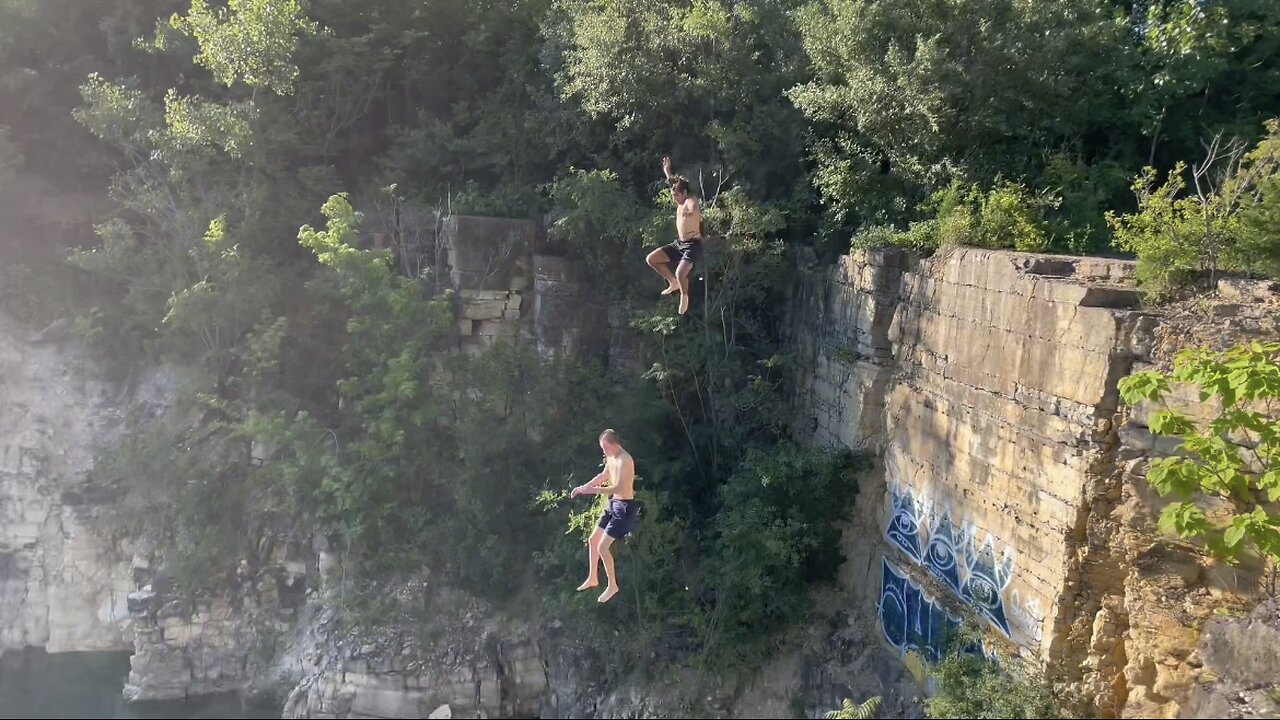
[676,199,701,242]
[605,451,635,500]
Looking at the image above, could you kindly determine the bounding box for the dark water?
[0,649,279,719]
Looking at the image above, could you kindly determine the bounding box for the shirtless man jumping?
[645,156,702,315]
[570,428,637,604]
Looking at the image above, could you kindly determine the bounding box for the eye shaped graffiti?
[923,513,961,592]
[960,538,1013,635]
[884,483,1015,638]
[967,579,997,606]
[886,488,923,562]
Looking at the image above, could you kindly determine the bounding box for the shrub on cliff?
[926,646,1065,719]
[1108,121,1280,299]
[698,443,867,657]
[924,624,1068,719]
[850,181,1055,253]
[1119,341,1280,572]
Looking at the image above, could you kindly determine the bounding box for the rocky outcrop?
[1101,286,1279,719]
[266,584,554,719]
[531,254,607,360]
[122,549,312,702]
[1179,600,1280,719]
[0,313,134,653]
[282,632,549,719]
[0,309,295,702]
[790,246,1278,718]
[269,596,923,720]
[438,216,605,360]
[439,216,536,293]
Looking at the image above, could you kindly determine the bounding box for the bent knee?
[646,251,666,267]
[675,261,693,278]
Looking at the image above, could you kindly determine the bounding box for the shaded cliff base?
[116,529,927,719]
[196,571,926,719]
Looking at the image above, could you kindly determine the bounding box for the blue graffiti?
[886,485,923,563]
[879,559,979,662]
[923,511,962,592]
[961,536,1014,635]
[885,484,1015,637]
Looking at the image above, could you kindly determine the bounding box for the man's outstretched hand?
[570,485,584,498]
[662,156,672,176]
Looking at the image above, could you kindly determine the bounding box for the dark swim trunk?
[597,498,640,540]
[660,237,702,266]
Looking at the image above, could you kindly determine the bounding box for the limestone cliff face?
[790,246,1277,719]
[0,313,135,654]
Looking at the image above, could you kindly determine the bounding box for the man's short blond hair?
[599,428,620,445]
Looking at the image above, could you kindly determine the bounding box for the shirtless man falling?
[645,156,702,315]
[570,428,637,604]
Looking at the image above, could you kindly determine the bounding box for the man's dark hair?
[668,175,691,195]
[599,428,620,445]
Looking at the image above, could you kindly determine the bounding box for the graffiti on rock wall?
[886,484,924,561]
[1007,590,1045,645]
[879,558,966,663]
[880,559,988,689]
[885,482,1015,637]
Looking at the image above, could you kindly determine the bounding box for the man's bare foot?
[598,586,620,603]
[678,292,690,315]
[576,579,598,592]
[661,283,679,296]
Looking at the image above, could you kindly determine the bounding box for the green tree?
[1133,0,1280,167]
[294,194,454,570]
[547,168,652,280]
[699,443,865,659]
[1118,341,1280,567]
[168,0,319,94]
[1236,122,1280,279]
[550,0,810,203]
[791,0,1135,233]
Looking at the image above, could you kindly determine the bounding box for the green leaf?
[1149,410,1196,436]
[1158,503,1209,539]
[1259,469,1280,502]
[1224,521,1246,548]
[1119,371,1168,404]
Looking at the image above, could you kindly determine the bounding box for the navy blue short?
[597,498,639,540]
[660,237,702,266]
